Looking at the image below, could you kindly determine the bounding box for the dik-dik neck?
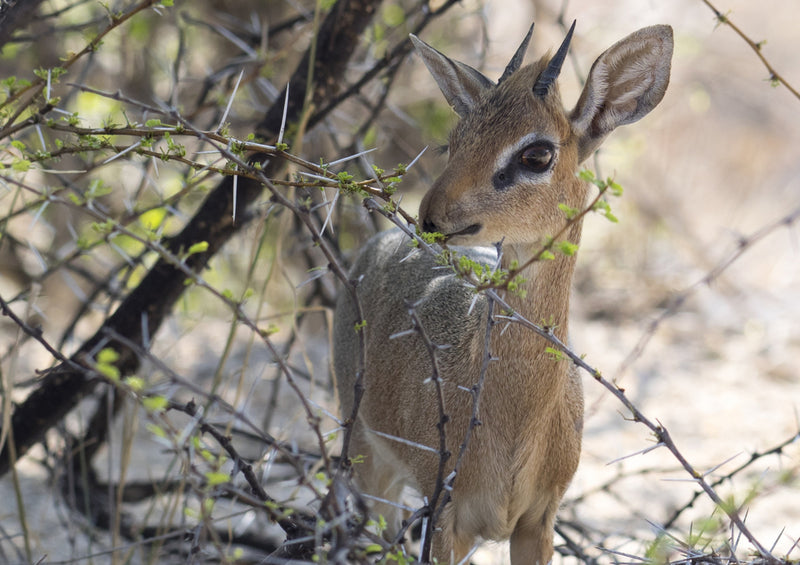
[498,220,584,345]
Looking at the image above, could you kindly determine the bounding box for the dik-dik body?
[334,22,673,564]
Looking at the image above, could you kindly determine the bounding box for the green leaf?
[186,241,209,256]
[205,471,230,486]
[557,241,579,256]
[97,347,119,364]
[140,207,167,231]
[124,376,146,392]
[419,230,445,244]
[91,219,115,234]
[259,324,280,337]
[545,346,565,361]
[143,395,169,413]
[95,347,121,380]
[557,202,579,219]
[96,363,120,381]
[11,159,31,172]
[146,423,167,438]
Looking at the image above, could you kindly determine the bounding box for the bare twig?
[699,0,800,101]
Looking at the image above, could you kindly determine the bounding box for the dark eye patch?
[492,140,557,191]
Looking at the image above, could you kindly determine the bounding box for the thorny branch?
[0,0,163,134]
[362,187,795,562]
[395,300,452,562]
[700,0,800,101]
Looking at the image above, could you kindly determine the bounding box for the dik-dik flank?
[334,22,673,564]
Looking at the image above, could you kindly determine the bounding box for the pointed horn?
[533,20,576,97]
[498,22,535,84]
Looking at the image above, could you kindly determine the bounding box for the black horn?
[533,20,576,97]
[498,22,535,84]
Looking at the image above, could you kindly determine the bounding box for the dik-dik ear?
[571,25,674,162]
[409,34,494,117]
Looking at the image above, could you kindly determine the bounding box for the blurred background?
[0,0,798,563]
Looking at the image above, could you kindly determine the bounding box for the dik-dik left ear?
[409,34,495,117]
[571,25,674,163]
[410,23,537,117]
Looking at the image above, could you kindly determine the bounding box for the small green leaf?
[143,395,169,413]
[96,363,120,381]
[419,231,445,244]
[607,180,623,197]
[11,159,31,172]
[557,241,579,256]
[124,376,146,392]
[205,471,230,486]
[146,423,166,438]
[186,241,209,256]
[558,202,579,220]
[260,324,280,337]
[97,347,119,364]
[91,219,115,234]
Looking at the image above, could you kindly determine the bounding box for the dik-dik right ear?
[571,25,674,163]
[409,34,494,117]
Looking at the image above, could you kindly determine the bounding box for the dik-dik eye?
[519,142,555,173]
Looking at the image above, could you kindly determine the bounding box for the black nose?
[421,218,438,234]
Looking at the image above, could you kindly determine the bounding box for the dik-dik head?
[412,23,673,247]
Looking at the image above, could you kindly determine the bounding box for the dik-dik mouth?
[444,223,482,241]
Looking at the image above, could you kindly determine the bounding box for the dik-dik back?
[334,22,673,564]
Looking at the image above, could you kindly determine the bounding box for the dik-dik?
[334,22,673,564]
